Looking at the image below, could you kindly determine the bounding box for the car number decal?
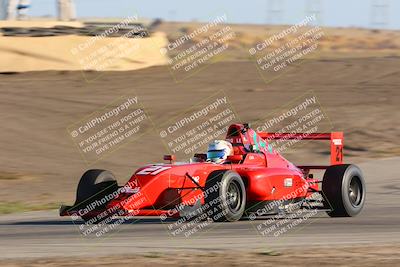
[137,166,171,175]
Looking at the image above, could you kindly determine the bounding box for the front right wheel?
[322,164,366,217]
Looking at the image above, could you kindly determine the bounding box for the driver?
[206,140,233,163]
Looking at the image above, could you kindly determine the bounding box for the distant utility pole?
[168,9,177,22]
[266,0,284,25]
[57,0,76,21]
[370,0,390,28]
[0,0,6,20]
[6,0,31,20]
[305,0,323,26]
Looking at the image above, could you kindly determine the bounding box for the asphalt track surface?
[0,157,399,259]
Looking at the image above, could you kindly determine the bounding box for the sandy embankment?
[0,21,169,72]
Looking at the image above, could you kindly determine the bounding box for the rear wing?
[257,132,344,166]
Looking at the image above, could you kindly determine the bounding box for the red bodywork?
[61,124,344,219]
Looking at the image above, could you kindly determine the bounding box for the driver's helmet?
[207,140,233,163]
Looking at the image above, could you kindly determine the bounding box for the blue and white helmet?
[207,140,233,163]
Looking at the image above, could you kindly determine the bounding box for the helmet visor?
[207,150,226,160]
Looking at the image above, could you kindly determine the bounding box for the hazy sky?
[25,0,400,29]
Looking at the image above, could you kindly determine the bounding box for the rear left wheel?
[322,164,366,217]
[204,170,246,222]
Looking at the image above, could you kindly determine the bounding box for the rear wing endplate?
[257,132,344,165]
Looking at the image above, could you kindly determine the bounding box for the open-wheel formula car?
[60,123,366,223]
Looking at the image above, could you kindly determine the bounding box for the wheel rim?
[349,176,362,207]
[227,181,242,212]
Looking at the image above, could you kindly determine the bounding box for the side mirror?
[163,155,176,163]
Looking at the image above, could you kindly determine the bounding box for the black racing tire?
[322,164,366,217]
[74,169,119,223]
[204,170,246,222]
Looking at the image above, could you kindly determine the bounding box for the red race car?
[60,123,366,223]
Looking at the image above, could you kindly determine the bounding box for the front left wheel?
[204,170,246,222]
[74,169,119,223]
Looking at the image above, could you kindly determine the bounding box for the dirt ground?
[0,244,399,266]
[0,56,399,206]
[0,21,399,266]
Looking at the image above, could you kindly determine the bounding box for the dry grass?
[0,202,59,214]
[0,244,399,266]
[157,22,400,60]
